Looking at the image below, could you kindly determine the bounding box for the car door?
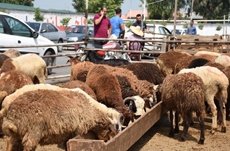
[40,23,58,43]
[0,14,39,54]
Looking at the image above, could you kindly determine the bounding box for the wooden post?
[85,0,89,47]
[173,0,177,50]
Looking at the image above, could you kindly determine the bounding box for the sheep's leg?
[216,93,227,133]
[6,136,23,151]
[180,114,191,142]
[169,110,174,137]
[206,98,217,134]
[22,131,41,151]
[197,111,205,144]
[174,111,179,133]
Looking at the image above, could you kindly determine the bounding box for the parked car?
[0,12,58,75]
[26,21,67,52]
[170,29,187,35]
[66,25,94,50]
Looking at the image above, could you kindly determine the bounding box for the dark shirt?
[132,21,147,32]
[94,13,111,38]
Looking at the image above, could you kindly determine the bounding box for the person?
[110,8,125,39]
[126,26,144,50]
[186,19,197,35]
[93,6,111,48]
[132,14,149,33]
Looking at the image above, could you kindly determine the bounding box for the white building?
[0,2,94,28]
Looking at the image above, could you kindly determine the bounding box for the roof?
[122,10,149,19]
[0,2,75,14]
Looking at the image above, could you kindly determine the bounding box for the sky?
[33,0,142,15]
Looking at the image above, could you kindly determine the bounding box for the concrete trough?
[67,101,166,151]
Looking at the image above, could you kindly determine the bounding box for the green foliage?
[183,23,188,29]
[160,21,167,26]
[216,25,222,31]
[34,8,44,21]
[0,0,34,6]
[198,23,204,30]
[125,21,134,28]
[143,0,188,19]
[72,0,124,18]
[60,17,71,26]
[193,0,230,19]
[87,18,93,24]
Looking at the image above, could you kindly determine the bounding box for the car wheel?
[57,39,63,52]
[43,51,54,75]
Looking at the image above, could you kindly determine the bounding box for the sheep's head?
[66,56,81,66]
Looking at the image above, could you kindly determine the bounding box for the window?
[4,15,31,37]
[0,20,4,33]
[47,23,57,32]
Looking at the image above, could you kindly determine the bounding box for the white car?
[0,12,58,75]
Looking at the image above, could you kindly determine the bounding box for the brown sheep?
[161,72,206,144]
[157,50,191,76]
[121,62,165,85]
[2,88,118,151]
[85,65,136,126]
[0,70,33,105]
[56,80,97,100]
[0,54,9,68]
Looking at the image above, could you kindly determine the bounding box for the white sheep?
[179,66,229,133]
[214,55,230,67]
[0,53,47,84]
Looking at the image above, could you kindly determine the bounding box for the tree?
[34,8,44,21]
[60,17,71,27]
[72,0,124,18]
[192,0,230,19]
[0,0,34,6]
[142,0,188,19]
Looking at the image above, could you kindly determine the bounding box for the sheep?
[0,54,9,68]
[121,62,165,85]
[179,66,229,133]
[86,50,130,66]
[56,80,97,100]
[187,58,210,69]
[161,72,205,144]
[2,88,120,151]
[194,51,221,62]
[85,65,136,126]
[69,61,94,82]
[3,49,21,58]
[0,70,33,106]
[0,53,47,84]
[157,50,191,76]
[174,55,212,74]
[214,55,230,67]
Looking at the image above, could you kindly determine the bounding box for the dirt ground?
[0,113,230,151]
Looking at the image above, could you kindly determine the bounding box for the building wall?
[7,9,94,27]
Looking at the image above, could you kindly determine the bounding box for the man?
[186,19,197,35]
[132,14,149,33]
[93,6,111,48]
[110,8,125,39]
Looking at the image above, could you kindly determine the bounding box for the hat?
[130,26,144,37]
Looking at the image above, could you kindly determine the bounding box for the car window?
[148,26,156,33]
[163,27,172,35]
[0,20,4,33]
[47,23,57,32]
[26,22,40,32]
[4,15,31,37]
[159,26,166,34]
[41,23,48,32]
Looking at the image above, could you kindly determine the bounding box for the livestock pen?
[1,36,230,151]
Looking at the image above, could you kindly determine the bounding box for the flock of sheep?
[0,48,229,150]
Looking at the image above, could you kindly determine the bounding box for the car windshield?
[26,22,40,32]
[66,26,85,34]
